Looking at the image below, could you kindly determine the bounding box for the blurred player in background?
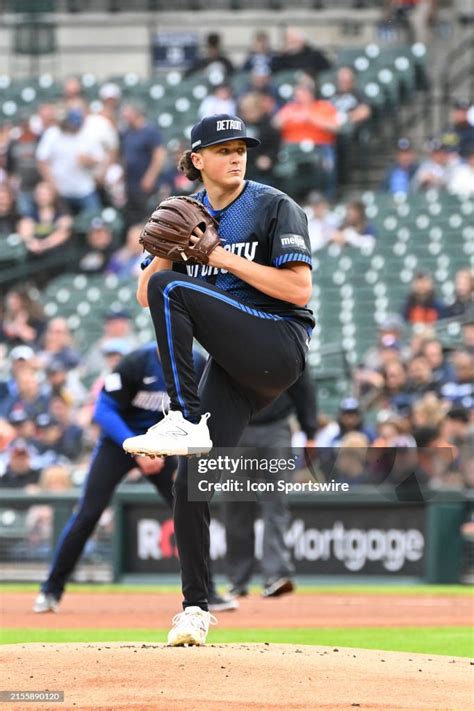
[33,342,236,614]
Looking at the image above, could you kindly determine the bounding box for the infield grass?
[2,583,472,595]
[1,626,472,657]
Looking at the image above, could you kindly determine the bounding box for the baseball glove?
[139,196,221,265]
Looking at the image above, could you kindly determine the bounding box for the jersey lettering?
[132,390,169,411]
[185,241,258,279]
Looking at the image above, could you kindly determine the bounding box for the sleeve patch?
[279,234,309,251]
[104,373,123,392]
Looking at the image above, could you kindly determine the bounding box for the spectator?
[447,143,474,198]
[185,32,234,80]
[333,432,371,485]
[315,397,374,447]
[120,102,166,227]
[360,313,405,372]
[330,201,376,250]
[38,317,81,371]
[106,223,144,279]
[0,365,50,422]
[7,408,37,442]
[331,67,371,130]
[405,355,437,399]
[0,438,41,490]
[440,350,474,409]
[36,107,103,214]
[448,99,474,159]
[0,288,46,348]
[0,182,20,237]
[198,83,236,119]
[0,345,38,401]
[371,409,403,448]
[62,76,85,110]
[444,269,474,319]
[381,360,412,414]
[402,271,445,324]
[34,103,57,135]
[237,92,281,183]
[49,392,89,443]
[271,27,331,77]
[303,191,339,252]
[441,406,470,447]
[381,138,419,195]
[462,318,474,356]
[6,110,40,216]
[411,137,459,191]
[240,69,280,109]
[45,358,87,408]
[81,85,121,201]
[98,83,122,129]
[17,182,73,271]
[382,0,438,44]
[0,118,12,175]
[81,309,139,379]
[331,67,372,186]
[410,392,445,430]
[242,30,274,75]
[420,338,456,386]
[78,217,115,274]
[274,80,341,196]
[34,412,84,462]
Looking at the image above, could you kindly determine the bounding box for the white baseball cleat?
[33,593,59,613]
[167,606,217,647]
[123,411,212,457]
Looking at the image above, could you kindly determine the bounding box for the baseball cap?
[9,345,35,362]
[8,409,29,426]
[452,98,470,110]
[46,359,66,375]
[35,413,59,429]
[379,314,404,332]
[101,338,129,356]
[104,308,131,321]
[190,114,260,151]
[340,397,360,413]
[89,216,107,231]
[99,82,122,101]
[397,137,412,151]
[381,334,400,349]
[446,406,469,423]
[65,108,84,129]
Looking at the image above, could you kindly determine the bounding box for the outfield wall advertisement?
[123,503,426,577]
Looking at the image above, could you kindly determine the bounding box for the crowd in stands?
[0,28,473,561]
[383,100,474,198]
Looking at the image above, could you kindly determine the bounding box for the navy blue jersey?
[192,181,314,327]
[93,343,206,445]
[141,180,314,329]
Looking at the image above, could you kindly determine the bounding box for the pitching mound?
[2,643,472,710]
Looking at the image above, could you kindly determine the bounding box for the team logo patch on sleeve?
[104,373,122,392]
[280,234,308,250]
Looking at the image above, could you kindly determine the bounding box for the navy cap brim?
[193,136,260,150]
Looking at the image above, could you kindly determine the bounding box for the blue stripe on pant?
[42,438,175,599]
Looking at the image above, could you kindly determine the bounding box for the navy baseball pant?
[147,270,309,609]
[42,438,175,599]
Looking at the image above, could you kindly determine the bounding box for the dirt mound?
[1,642,471,710]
